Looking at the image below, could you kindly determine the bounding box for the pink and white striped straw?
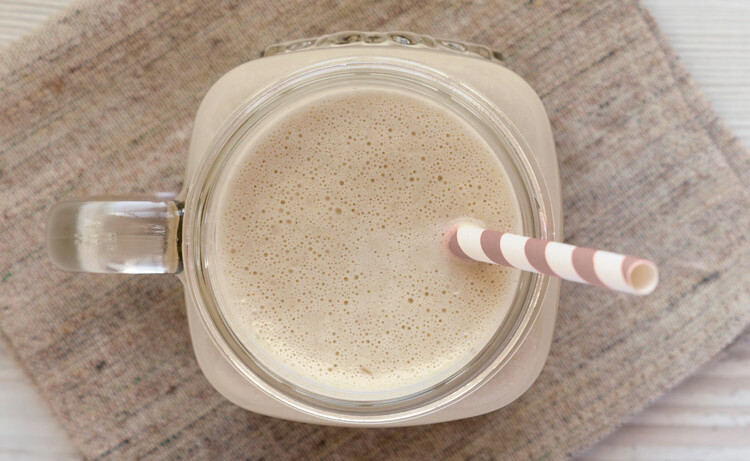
[446,223,658,295]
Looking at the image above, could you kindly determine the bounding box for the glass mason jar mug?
[47,32,561,426]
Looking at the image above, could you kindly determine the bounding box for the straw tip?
[628,260,659,295]
[442,220,481,261]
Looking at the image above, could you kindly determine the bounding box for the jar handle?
[47,195,182,274]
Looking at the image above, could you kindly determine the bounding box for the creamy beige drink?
[213,86,522,395]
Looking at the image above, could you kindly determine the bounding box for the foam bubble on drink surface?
[214,87,522,394]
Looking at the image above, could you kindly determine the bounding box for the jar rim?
[183,57,555,424]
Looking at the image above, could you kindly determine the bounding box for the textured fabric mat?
[1,0,749,459]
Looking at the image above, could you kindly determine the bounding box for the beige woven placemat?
[1,0,748,459]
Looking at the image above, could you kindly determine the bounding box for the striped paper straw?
[447,223,658,295]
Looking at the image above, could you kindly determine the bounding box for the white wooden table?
[1,1,748,459]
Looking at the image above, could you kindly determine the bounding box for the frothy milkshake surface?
[213,86,521,395]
